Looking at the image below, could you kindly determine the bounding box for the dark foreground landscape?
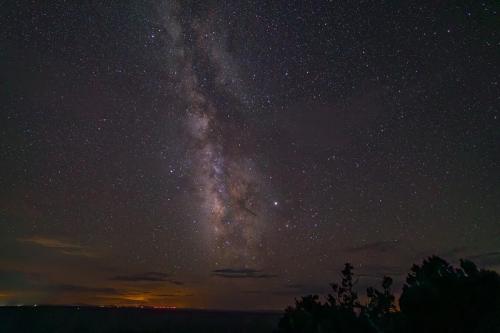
[2,257,500,333]
[0,306,281,333]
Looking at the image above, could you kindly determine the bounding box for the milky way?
[163,3,267,266]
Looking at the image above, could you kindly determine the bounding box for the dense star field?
[1,1,498,310]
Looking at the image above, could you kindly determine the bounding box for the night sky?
[1,1,498,310]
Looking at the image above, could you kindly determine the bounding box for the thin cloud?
[17,236,99,258]
[111,272,184,285]
[356,264,406,278]
[50,284,120,295]
[155,293,194,298]
[283,283,329,295]
[242,283,329,296]
[466,252,500,267]
[212,268,277,279]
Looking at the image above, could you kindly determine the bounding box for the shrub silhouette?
[399,256,500,332]
[277,256,500,333]
[363,276,397,332]
[278,263,373,333]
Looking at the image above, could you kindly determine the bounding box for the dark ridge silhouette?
[277,256,500,333]
[0,306,281,333]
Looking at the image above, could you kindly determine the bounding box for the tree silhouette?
[278,295,326,333]
[278,256,500,333]
[399,256,500,332]
[364,276,396,332]
[327,263,360,311]
[277,263,373,333]
[366,276,395,317]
